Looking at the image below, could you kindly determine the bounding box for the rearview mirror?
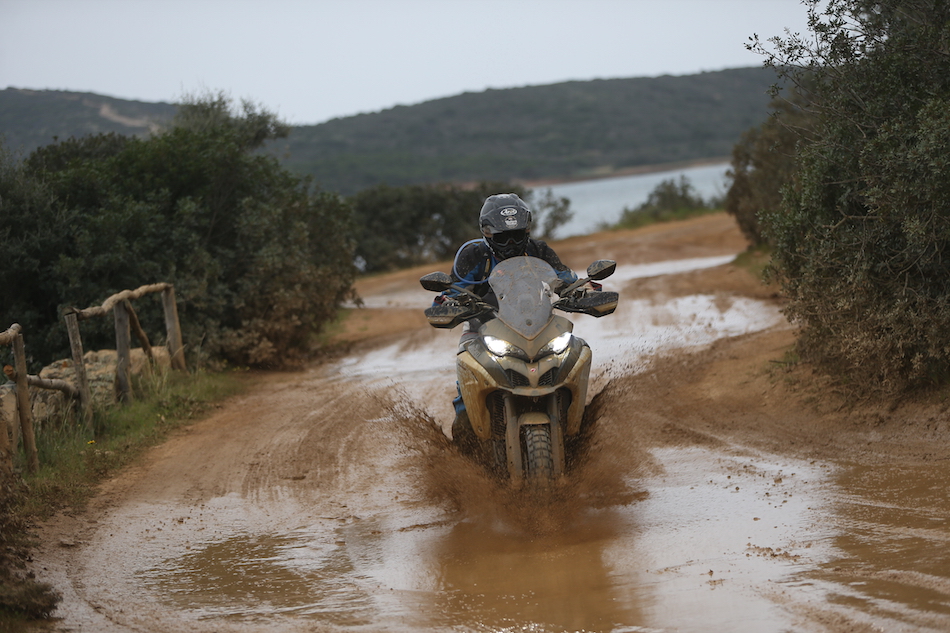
[586,260,616,281]
[420,271,454,292]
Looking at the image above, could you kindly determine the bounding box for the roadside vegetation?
[725,0,950,395]
[350,182,572,274]
[1,94,358,372]
[610,175,723,230]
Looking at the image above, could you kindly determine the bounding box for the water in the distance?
[534,161,730,238]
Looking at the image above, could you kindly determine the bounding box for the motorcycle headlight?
[483,335,526,358]
[539,332,573,356]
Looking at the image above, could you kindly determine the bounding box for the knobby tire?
[523,425,554,483]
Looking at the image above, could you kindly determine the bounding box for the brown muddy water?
[35,251,950,632]
[123,424,950,633]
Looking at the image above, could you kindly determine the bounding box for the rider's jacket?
[435,237,578,308]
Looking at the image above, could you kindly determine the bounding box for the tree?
[724,89,815,247]
[532,188,574,240]
[1,95,357,369]
[753,0,950,391]
[348,182,573,273]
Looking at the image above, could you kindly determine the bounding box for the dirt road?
[31,214,950,632]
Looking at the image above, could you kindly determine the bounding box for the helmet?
[479,193,532,260]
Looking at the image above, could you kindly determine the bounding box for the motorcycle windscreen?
[488,256,559,340]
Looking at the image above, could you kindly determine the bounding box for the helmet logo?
[504,217,518,227]
[500,208,519,216]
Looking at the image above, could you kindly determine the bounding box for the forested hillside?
[275,67,776,193]
[2,67,775,194]
[0,88,176,152]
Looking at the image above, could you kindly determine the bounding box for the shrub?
[724,89,814,247]
[753,0,950,392]
[349,181,573,273]
[613,176,718,230]
[1,94,357,369]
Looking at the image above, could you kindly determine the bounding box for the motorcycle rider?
[434,193,585,443]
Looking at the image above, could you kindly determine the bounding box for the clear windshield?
[488,256,560,340]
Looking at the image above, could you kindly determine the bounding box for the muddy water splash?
[384,396,654,632]
[392,386,647,536]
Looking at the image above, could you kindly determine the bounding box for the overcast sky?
[1,0,811,125]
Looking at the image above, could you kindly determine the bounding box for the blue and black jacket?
[435,237,578,308]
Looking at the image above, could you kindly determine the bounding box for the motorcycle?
[420,256,619,486]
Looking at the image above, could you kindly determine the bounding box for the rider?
[434,193,582,439]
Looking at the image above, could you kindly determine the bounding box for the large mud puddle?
[128,448,950,632]
[135,446,836,632]
[42,256,950,632]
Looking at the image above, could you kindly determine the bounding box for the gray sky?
[1,0,811,125]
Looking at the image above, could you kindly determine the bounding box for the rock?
[2,346,172,444]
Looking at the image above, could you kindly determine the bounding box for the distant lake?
[532,162,731,238]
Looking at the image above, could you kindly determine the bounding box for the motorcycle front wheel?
[522,425,554,483]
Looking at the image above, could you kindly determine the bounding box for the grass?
[18,367,244,517]
[1,366,246,623]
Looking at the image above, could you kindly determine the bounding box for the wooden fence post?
[0,407,11,480]
[162,286,186,371]
[113,301,133,403]
[12,333,38,474]
[0,379,12,481]
[0,324,20,477]
[64,311,93,431]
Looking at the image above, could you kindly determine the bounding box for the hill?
[0,88,176,153]
[274,67,776,193]
[1,67,777,193]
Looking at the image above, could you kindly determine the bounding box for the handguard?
[556,291,619,317]
[424,304,475,329]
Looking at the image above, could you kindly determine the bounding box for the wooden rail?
[3,366,79,399]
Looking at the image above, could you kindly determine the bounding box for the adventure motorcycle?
[420,256,618,486]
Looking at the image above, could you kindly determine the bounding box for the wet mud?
[30,215,950,632]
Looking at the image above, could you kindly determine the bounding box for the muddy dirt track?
[30,214,950,632]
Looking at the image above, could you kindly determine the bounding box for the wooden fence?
[64,282,186,414]
[2,282,185,474]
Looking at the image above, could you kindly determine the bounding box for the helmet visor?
[492,229,527,246]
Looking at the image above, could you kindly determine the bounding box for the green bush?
[1,94,357,369]
[725,89,814,247]
[613,176,718,230]
[754,0,950,392]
